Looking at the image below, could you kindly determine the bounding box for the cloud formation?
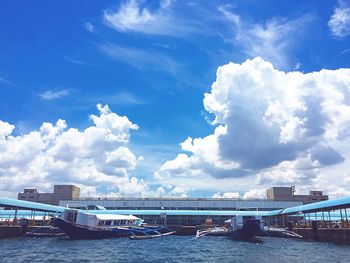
[156,57,350,191]
[100,43,180,74]
[39,90,69,100]
[0,104,147,197]
[219,5,313,69]
[328,1,350,38]
[84,22,95,33]
[104,0,195,36]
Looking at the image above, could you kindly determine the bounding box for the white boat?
[196,226,230,238]
[51,209,175,239]
[264,226,303,239]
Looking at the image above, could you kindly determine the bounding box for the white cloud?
[0,104,146,196]
[40,90,69,100]
[0,120,15,141]
[156,57,350,194]
[242,189,266,199]
[219,5,313,69]
[212,192,240,198]
[104,0,197,36]
[84,22,95,32]
[108,92,146,106]
[100,43,180,74]
[0,75,18,87]
[328,1,350,38]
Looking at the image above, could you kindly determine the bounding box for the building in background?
[16,185,328,226]
[266,186,328,204]
[18,185,80,205]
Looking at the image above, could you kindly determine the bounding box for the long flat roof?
[0,197,65,213]
[88,209,281,217]
[2,195,350,216]
[281,196,350,214]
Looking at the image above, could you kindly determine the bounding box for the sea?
[0,236,349,263]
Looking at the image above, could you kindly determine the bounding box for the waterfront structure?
[59,198,302,212]
[266,186,328,204]
[18,185,80,205]
[2,196,350,243]
[59,198,302,227]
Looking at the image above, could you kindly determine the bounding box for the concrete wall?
[266,187,328,204]
[266,187,293,201]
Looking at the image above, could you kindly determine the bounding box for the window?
[105,220,112,226]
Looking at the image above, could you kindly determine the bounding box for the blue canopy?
[0,197,65,213]
[281,196,350,214]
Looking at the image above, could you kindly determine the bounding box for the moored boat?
[51,209,175,239]
[196,226,230,239]
[264,226,302,239]
[195,219,261,242]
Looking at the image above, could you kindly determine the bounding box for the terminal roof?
[0,197,65,213]
[281,196,350,214]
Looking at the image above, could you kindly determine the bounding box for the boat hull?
[50,218,131,239]
[226,219,260,241]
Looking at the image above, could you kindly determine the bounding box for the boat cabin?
[61,209,143,228]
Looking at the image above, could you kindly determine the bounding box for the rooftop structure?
[266,186,328,204]
[18,185,80,205]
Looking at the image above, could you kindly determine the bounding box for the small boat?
[264,226,302,239]
[195,219,261,242]
[129,226,176,240]
[196,226,230,239]
[51,209,175,240]
[24,226,66,238]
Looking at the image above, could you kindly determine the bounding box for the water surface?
[0,236,348,263]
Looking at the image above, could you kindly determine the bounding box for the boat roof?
[85,213,140,221]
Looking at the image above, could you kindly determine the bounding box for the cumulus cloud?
[40,89,69,100]
[242,189,267,199]
[156,57,350,190]
[328,1,350,38]
[0,104,146,196]
[219,5,313,69]
[212,192,240,198]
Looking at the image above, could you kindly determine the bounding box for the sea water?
[0,236,349,263]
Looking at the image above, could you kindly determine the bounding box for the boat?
[195,219,261,242]
[129,226,176,240]
[24,226,66,238]
[226,219,261,241]
[196,226,230,239]
[50,209,175,239]
[264,226,302,239]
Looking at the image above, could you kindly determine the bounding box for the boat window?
[98,221,104,226]
[105,220,112,226]
[114,220,120,225]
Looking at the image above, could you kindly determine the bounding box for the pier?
[278,196,350,243]
[1,195,350,243]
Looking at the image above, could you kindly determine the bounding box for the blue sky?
[1,0,350,198]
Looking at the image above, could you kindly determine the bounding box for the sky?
[1,0,350,199]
